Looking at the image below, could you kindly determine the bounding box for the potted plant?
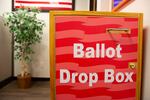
[3,7,45,88]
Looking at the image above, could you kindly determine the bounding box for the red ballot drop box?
[50,11,143,100]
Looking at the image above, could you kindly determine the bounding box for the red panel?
[55,16,138,100]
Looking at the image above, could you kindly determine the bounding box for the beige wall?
[14,0,91,77]
[121,0,150,99]
[0,16,12,81]
[75,0,89,11]
[75,0,113,11]
[97,0,112,11]
[0,0,50,78]
[0,0,91,78]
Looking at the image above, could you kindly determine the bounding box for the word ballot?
[50,12,143,100]
[73,43,122,58]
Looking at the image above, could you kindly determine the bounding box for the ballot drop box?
[50,11,143,100]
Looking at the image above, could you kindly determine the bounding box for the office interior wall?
[97,0,112,11]
[0,0,91,78]
[0,0,50,78]
[75,0,90,11]
[0,16,12,81]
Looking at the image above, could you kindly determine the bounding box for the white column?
[97,0,113,11]
[75,0,90,11]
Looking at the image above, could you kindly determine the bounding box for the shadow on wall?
[0,16,12,82]
[141,27,148,99]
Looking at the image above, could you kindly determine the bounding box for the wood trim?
[50,11,56,100]
[137,13,143,100]
[72,0,75,10]
[0,77,14,89]
[13,77,50,81]
[90,0,97,11]
[12,32,14,77]
[50,11,141,17]
[12,0,14,77]
[31,78,50,81]
[12,0,15,11]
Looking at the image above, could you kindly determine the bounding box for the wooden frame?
[50,11,143,100]
[12,0,75,12]
[112,0,135,12]
[89,0,97,11]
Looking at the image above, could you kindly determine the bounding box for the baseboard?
[0,77,50,88]
[13,77,50,81]
[32,77,50,81]
[0,77,14,89]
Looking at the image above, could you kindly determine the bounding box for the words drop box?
[50,12,143,100]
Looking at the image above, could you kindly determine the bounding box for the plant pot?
[17,74,31,89]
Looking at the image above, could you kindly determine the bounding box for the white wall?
[0,0,90,78]
[121,0,150,99]
[97,0,112,11]
[0,0,50,78]
[75,0,89,11]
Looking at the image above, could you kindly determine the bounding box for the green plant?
[3,7,45,77]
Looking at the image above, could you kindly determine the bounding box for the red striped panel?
[15,1,50,4]
[14,0,73,11]
[15,6,72,10]
[55,16,138,100]
[15,1,72,5]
